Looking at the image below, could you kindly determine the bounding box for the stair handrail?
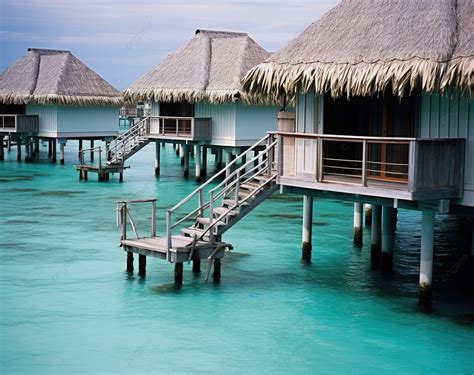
[108,116,150,164]
[165,133,273,252]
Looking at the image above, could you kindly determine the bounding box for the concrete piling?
[419,210,435,307]
[353,202,363,245]
[195,144,202,182]
[175,262,183,285]
[126,252,134,273]
[365,204,372,226]
[370,205,382,267]
[138,254,147,276]
[183,144,190,177]
[155,141,161,176]
[381,206,396,274]
[302,195,313,262]
[213,258,221,282]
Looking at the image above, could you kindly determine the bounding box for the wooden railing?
[275,132,465,198]
[148,116,212,140]
[0,115,39,133]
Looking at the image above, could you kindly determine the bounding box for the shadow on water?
[4,188,39,193]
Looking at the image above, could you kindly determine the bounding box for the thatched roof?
[243,0,474,99]
[0,48,122,106]
[124,29,271,104]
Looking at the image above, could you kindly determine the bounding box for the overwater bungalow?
[112,29,280,181]
[0,48,122,164]
[241,0,473,305]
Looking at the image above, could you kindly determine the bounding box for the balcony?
[274,132,465,201]
[148,116,212,142]
[0,114,39,134]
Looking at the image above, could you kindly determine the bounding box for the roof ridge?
[29,50,41,95]
[54,52,71,95]
[28,48,71,55]
[195,29,247,38]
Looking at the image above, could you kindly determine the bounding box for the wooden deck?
[121,235,227,263]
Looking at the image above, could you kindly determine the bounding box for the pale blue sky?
[0,0,339,90]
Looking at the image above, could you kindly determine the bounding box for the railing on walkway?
[117,199,157,240]
[0,115,39,133]
[149,116,212,140]
[275,132,465,197]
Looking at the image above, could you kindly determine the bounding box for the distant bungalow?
[0,48,122,163]
[243,0,473,305]
[122,29,280,181]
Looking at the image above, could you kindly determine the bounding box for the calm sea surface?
[1,141,473,374]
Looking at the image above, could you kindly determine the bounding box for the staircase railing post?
[121,203,127,241]
[209,191,214,220]
[175,118,179,136]
[362,139,368,187]
[166,210,171,260]
[234,174,240,204]
[198,189,203,217]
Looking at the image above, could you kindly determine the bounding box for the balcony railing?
[274,132,465,200]
[0,115,39,133]
[148,116,212,141]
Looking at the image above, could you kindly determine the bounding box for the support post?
[78,140,83,162]
[365,204,372,227]
[195,144,202,182]
[126,252,134,273]
[179,144,184,165]
[213,258,221,282]
[59,142,65,165]
[202,146,207,178]
[225,151,233,179]
[174,262,183,285]
[34,139,39,158]
[25,138,31,162]
[17,138,22,161]
[215,148,223,172]
[302,195,313,262]
[381,206,396,274]
[90,140,94,161]
[353,202,363,246]
[155,141,160,176]
[192,258,201,273]
[183,144,189,177]
[48,140,52,158]
[119,172,123,182]
[0,135,4,161]
[370,205,382,267]
[419,210,434,308]
[7,136,11,151]
[52,140,57,163]
[138,254,146,276]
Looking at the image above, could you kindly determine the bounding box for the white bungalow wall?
[419,92,474,207]
[26,104,58,137]
[234,104,280,147]
[27,104,118,138]
[195,103,236,146]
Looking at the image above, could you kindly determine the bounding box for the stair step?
[238,191,254,199]
[213,206,239,217]
[181,227,209,239]
[240,183,261,191]
[222,199,249,208]
[253,174,272,182]
[196,217,226,227]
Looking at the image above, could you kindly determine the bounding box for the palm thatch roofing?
[124,29,271,104]
[243,0,474,99]
[0,48,122,106]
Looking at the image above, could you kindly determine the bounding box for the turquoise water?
[1,141,473,374]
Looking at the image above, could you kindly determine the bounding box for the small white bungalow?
[123,29,280,179]
[0,48,122,163]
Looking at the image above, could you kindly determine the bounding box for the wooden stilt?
[52,141,57,163]
[34,139,40,158]
[78,139,83,161]
[0,135,4,161]
[79,169,83,180]
[183,144,189,177]
[119,172,123,182]
[48,139,52,157]
[353,202,363,246]
[155,141,160,176]
[7,136,11,151]
[381,206,395,274]
[302,195,313,262]
[215,148,223,171]
[192,258,201,273]
[202,146,207,178]
[25,138,31,162]
[195,144,202,182]
[84,171,88,181]
[370,205,382,267]
[138,254,146,276]
[59,143,65,165]
[179,144,184,165]
[174,262,183,285]
[90,140,94,161]
[126,252,134,272]
[419,210,434,308]
[365,204,372,227]
[225,151,233,178]
[17,138,22,161]
[213,258,221,282]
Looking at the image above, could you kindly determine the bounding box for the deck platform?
[121,235,228,263]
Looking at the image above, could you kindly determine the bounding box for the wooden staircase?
[117,134,278,281]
